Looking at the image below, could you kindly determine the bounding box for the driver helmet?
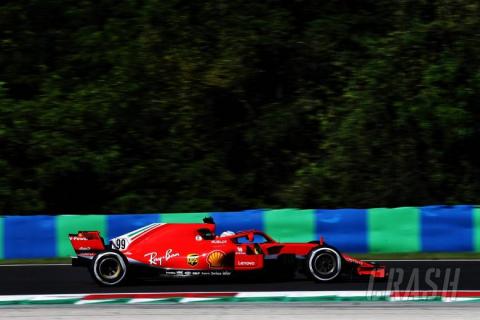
[220,230,235,237]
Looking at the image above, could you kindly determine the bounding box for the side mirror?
[247,232,254,242]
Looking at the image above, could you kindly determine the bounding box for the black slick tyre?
[306,247,342,282]
[90,251,128,286]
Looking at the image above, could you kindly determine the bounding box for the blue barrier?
[315,209,368,253]
[421,205,474,252]
[4,215,56,259]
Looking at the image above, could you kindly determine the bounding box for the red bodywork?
[70,222,385,279]
[69,231,105,257]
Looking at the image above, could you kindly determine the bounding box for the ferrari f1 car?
[69,217,386,286]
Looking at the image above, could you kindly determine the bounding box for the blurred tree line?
[1,0,480,214]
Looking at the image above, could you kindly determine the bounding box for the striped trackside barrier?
[1,205,480,259]
[2,291,480,305]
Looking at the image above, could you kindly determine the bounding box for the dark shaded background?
[1,0,480,214]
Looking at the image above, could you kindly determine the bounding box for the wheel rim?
[313,252,336,275]
[98,257,122,280]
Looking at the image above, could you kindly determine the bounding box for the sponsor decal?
[211,240,227,244]
[164,270,232,277]
[70,237,88,241]
[144,249,180,266]
[237,247,243,252]
[200,271,231,276]
[343,255,363,265]
[238,261,255,266]
[78,247,91,251]
[187,253,199,266]
[207,250,225,268]
[78,252,96,257]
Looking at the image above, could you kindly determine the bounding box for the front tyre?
[91,251,128,286]
[307,247,342,282]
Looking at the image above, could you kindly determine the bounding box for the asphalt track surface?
[1,260,479,295]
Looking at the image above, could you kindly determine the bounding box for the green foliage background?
[1,0,480,213]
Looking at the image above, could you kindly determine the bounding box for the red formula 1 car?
[69,217,386,286]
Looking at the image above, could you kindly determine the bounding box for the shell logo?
[207,250,225,268]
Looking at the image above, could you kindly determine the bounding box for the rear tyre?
[306,247,342,282]
[90,251,128,286]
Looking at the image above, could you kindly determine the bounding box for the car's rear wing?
[69,231,106,258]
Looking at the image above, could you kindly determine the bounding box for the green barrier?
[160,212,209,223]
[56,215,107,257]
[474,208,480,251]
[0,216,3,259]
[368,207,420,252]
[264,209,315,242]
